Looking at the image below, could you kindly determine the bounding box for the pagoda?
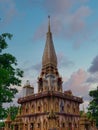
[5,17,84,130]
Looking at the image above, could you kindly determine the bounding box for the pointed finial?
[48,15,50,20]
[48,15,51,32]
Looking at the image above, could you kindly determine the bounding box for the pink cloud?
[33,0,92,49]
[64,6,92,46]
[63,69,90,99]
[64,69,87,87]
[67,6,91,32]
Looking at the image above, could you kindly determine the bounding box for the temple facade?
[4,18,97,130]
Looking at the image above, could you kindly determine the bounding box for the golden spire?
[42,16,57,68]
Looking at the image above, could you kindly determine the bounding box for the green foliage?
[88,87,98,126]
[0,106,18,128]
[0,121,5,128]
[80,110,83,116]
[6,105,18,120]
[0,33,23,119]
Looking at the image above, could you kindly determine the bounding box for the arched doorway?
[15,125,18,130]
[30,123,34,130]
[85,124,89,130]
[68,122,72,130]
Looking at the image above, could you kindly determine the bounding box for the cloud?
[63,66,98,104]
[21,62,41,92]
[43,0,89,15]
[22,53,74,77]
[65,6,91,36]
[63,69,90,100]
[43,0,73,15]
[88,55,98,74]
[86,75,98,83]
[32,0,92,49]
[87,55,98,89]
[0,0,17,26]
[57,53,74,68]
[33,16,64,41]
[23,62,41,75]
[32,62,41,72]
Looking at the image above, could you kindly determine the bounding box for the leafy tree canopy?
[0,105,18,128]
[0,33,23,119]
[6,105,18,121]
[88,87,98,126]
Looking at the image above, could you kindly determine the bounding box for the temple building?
[80,110,97,130]
[4,17,97,130]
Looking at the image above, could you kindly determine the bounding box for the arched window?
[37,119,41,128]
[38,106,41,112]
[25,104,28,113]
[73,107,75,113]
[62,122,65,128]
[38,123,40,128]
[75,123,77,128]
[30,123,34,130]
[37,102,41,112]
[31,104,35,113]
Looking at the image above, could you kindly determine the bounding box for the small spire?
[48,15,51,33]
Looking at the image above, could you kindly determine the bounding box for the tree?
[0,105,18,128]
[88,86,98,126]
[6,105,18,120]
[0,33,23,119]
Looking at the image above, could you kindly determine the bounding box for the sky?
[1,0,98,110]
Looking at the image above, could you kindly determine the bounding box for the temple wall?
[20,96,80,116]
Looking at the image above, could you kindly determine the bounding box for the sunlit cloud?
[63,69,89,99]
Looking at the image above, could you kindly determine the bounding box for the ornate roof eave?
[18,91,83,104]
